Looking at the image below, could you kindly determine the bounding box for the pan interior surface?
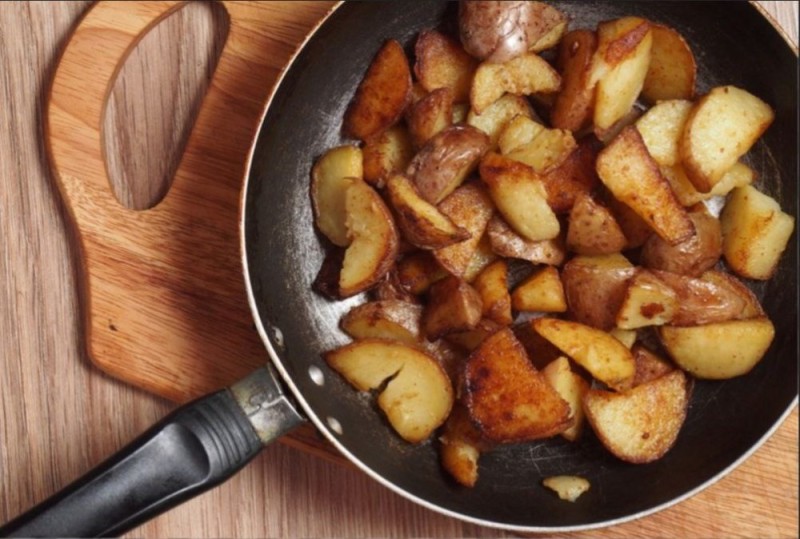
[243,1,798,530]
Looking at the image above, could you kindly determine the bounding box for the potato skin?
[459,1,531,63]
[641,209,722,276]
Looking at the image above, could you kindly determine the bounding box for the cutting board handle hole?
[102,1,229,211]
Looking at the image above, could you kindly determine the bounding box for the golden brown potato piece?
[370,269,420,304]
[512,265,567,313]
[512,321,564,369]
[486,215,566,266]
[344,40,412,141]
[479,152,560,242]
[542,476,591,502]
[472,260,513,326]
[340,300,423,345]
[591,17,653,133]
[609,328,637,349]
[540,139,600,214]
[339,181,400,297]
[719,185,795,280]
[551,29,598,132]
[661,162,755,207]
[635,99,692,166]
[311,145,363,246]
[532,317,636,391]
[407,87,454,148]
[439,403,490,487]
[561,253,636,331]
[362,125,415,187]
[681,86,775,192]
[583,370,690,463]
[464,328,571,443]
[604,195,653,249]
[566,192,627,256]
[385,174,471,249]
[312,247,345,300]
[615,269,678,330]
[462,234,499,283]
[542,356,590,441]
[641,24,696,103]
[396,251,448,295]
[434,183,496,277]
[415,29,478,103]
[422,275,483,340]
[446,318,503,353]
[632,345,674,387]
[596,126,695,245]
[471,52,561,114]
[467,94,535,146]
[659,318,775,379]
[497,114,545,154]
[505,127,577,174]
[325,339,453,443]
[407,125,490,204]
[640,207,722,277]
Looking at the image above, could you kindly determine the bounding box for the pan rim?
[238,1,798,532]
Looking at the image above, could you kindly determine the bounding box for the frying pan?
[1,1,797,536]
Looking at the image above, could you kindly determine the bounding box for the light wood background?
[1,1,797,537]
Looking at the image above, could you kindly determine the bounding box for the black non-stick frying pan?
[2,1,797,537]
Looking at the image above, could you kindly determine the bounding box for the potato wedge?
[471,52,561,114]
[463,234,499,283]
[362,125,415,186]
[344,39,412,140]
[473,260,513,326]
[632,345,674,387]
[591,17,652,133]
[407,87,454,148]
[505,127,577,174]
[497,115,546,155]
[605,195,653,249]
[698,270,764,319]
[511,266,567,313]
[609,328,637,349]
[583,370,690,463]
[635,99,692,166]
[659,318,775,379]
[340,300,423,345]
[415,29,478,103]
[615,269,678,330]
[386,174,471,249]
[640,207,722,276]
[542,357,590,441]
[339,181,400,297]
[486,215,566,265]
[440,403,489,487]
[395,251,448,295]
[446,318,503,353]
[434,183,496,277]
[661,162,755,207]
[311,145,363,246]
[681,86,775,192]
[566,192,627,256]
[479,152,560,242]
[464,328,571,443]
[641,24,696,103]
[467,94,535,146]
[596,126,695,245]
[325,339,453,443]
[542,476,591,502]
[532,317,636,391]
[719,185,795,280]
[422,276,483,340]
[540,140,600,214]
[551,29,598,132]
[407,125,490,204]
[561,253,636,331]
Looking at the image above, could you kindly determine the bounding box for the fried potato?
[434,183,496,277]
[635,99,692,166]
[325,339,453,443]
[659,318,775,379]
[681,85,774,192]
[615,269,678,330]
[386,174,471,249]
[311,145,363,247]
[467,94,535,146]
[362,125,415,186]
[661,162,755,207]
[596,126,695,245]
[462,234,499,283]
[632,344,675,387]
[415,29,478,103]
[641,23,696,103]
[486,215,566,265]
[698,270,764,318]
[344,40,412,140]
[340,300,423,345]
[446,318,503,353]
[370,269,420,304]
[407,87,454,148]
[719,185,795,280]
[551,29,598,132]
[512,321,564,369]
[339,181,400,297]
[497,115,545,155]
[464,328,571,443]
[583,370,690,463]
[605,195,653,249]
[505,127,577,174]
[471,52,561,114]
[532,317,636,391]
[561,253,636,331]
[609,328,637,349]
[640,207,722,276]
[439,403,489,487]
[407,125,490,204]
[396,251,448,295]
[542,476,591,502]
[542,357,590,441]
[511,265,567,313]
[479,152,560,242]
[422,275,483,340]
[540,139,600,213]
[473,260,513,326]
[591,17,653,133]
[312,247,345,300]
[566,192,627,256]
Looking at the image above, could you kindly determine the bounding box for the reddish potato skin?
[551,30,598,132]
[562,257,636,331]
[641,209,723,276]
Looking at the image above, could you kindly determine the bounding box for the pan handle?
[0,368,304,538]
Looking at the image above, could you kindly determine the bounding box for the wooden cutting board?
[46,0,342,462]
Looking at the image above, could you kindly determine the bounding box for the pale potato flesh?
[497,114,545,155]
[542,475,591,502]
[471,52,561,113]
[615,269,678,329]
[362,125,414,186]
[415,29,477,103]
[340,300,423,345]
[467,94,535,147]
[505,127,577,173]
[311,145,363,246]
[641,23,696,103]
[472,260,513,326]
[511,266,567,313]
[635,99,692,166]
[542,357,590,441]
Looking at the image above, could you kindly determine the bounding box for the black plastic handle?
[0,367,303,538]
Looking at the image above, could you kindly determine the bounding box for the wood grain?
[0,1,797,538]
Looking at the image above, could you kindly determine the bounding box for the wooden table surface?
[1,1,797,537]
